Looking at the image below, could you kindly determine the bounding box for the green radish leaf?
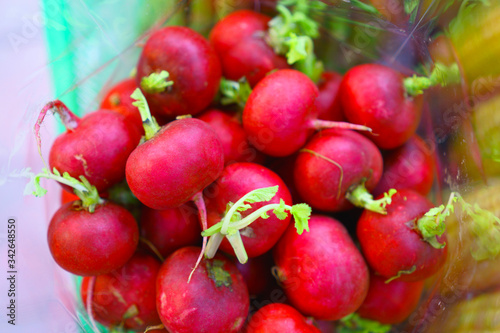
[235,186,279,212]
[260,211,271,219]
[291,203,312,234]
[338,313,391,333]
[140,70,173,94]
[273,199,289,220]
[27,168,49,197]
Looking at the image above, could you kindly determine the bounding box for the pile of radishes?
[29,1,482,332]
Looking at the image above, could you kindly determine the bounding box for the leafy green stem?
[219,78,252,108]
[140,71,173,94]
[404,62,461,96]
[26,167,103,212]
[346,181,397,214]
[203,186,312,263]
[130,88,161,140]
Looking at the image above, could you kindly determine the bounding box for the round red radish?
[81,252,161,330]
[49,110,141,193]
[340,64,422,149]
[221,37,289,87]
[48,201,139,276]
[209,9,271,57]
[140,203,202,258]
[126,118,224,210]
[357,271,424,324]
[243,69,319,156]
[373,135,435,196]
[357,189,448,282]
[246,303,320,333]
[198,109,264,165]
[204,162,292,258]
[294,129,383,212]
[100,78,144,134]
[156,246,249,333]
[316,71,344,122]
[273,215,369,320]
[136,26,221,117]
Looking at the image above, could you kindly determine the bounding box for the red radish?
[37,101,141,193]
[243,69,370,157]
[100,78,144,134]
[156,246,249,333]
[294,129,385,213]
[126,117,224,210]
[136,26,221,117]
[209,10,271,57]
[273,215,369,320]
[48,201,139,276]
[221,36,289,87]
[357,189,448,282]
[204,162,292,258]
[126,89,224,278]
[235,252,274,296]
[316,71,344,121]
[210,10,288,86]
[357,271,424,324]
[373,135,435,196]
[339,63,423,149]
[198,109,264,165]
[140,203,202,259]
[81,252,161,331]
[61,189,80,204]
[246,303,320,333]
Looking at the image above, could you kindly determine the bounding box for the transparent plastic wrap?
[11,0,500,332]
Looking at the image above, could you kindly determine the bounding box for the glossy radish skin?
[126,118,224,210]
[140,203,202,258]
[373,135,435,196]
[243,70,319,157]
[48,201,139,276]
[357,189,448,282]
[340,64,422,149]
[49,110,141,193]
[246,303,321,333]
[136,26,221,117]
[100,78,144,134]
[198,109,264,165]
[273,215,369,320]
[204,162,292,258]
[294,129,383,212]
[156,247,249,333]
[357,271,424,324]
[316,71,344,122]
[209,9,271,57]
[81,252,161,330]
[222,37,289,87]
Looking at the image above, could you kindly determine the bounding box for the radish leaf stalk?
[202,186,312,263]
[26,167,103,212]
[346,181,397,215]
[220,78,252,108]
[130,88,161,140]
[140,71,173,94]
